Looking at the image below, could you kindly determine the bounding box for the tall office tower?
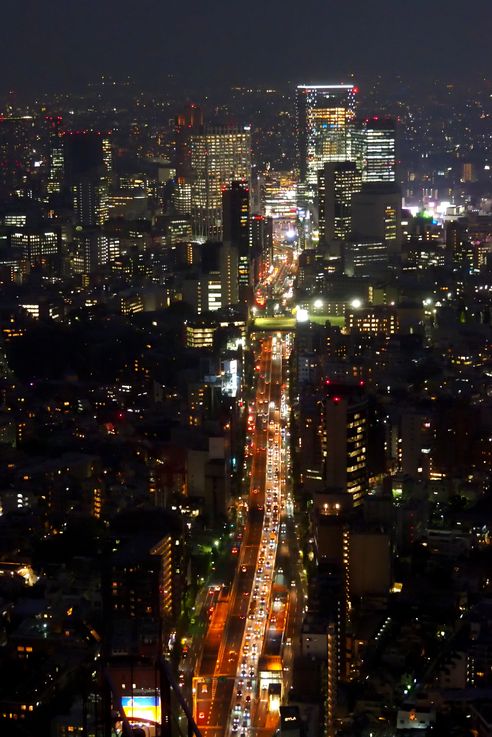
[351,182,402,253]
[190,124,251,240]
[222,180,251,303]
[0,116,34,201]
[352,117,396,182]
[318,161,362,245]
[296,84,358,188]
[174,102,203,182]
[322,379,368,506]
[63,131,112,226]
[45,116,64,195]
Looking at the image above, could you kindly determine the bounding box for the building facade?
[296,84,358,188]
[190,125,251,240]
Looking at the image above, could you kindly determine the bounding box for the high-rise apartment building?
[318,161,362,245]
[322,379,368,506]
[352,117,396,182]
[63,130,112,226]
[296,84,358,188]
[190,125,251,240]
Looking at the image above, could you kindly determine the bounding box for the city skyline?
[0,10,491,735]
[0,0,491,95]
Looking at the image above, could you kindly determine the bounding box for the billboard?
[121,696,161,724]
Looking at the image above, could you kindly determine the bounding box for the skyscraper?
[181,241,239,313]
[322,379,368,506]
[174,102,203,183]
[352,117,396,182]
[190,125,251,240]
[0,116,34,201]
[351,182,402,253]
[222,180,251,303]
[318,161,362,245]
[250,214,273,277]
[45,116,64,195]
[222,180,250,252]
[63,130,112,226]
[296,84,358,188]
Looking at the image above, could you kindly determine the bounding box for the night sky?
[1,0,491,94]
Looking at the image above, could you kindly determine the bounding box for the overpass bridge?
[251,315,344,332]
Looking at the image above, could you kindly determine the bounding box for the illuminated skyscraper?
[318,161,362,245]
[352,117,396,182]
[190,125,251,240]
[296,84,358,188]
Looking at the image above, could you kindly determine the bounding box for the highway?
[193,331,291,737]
